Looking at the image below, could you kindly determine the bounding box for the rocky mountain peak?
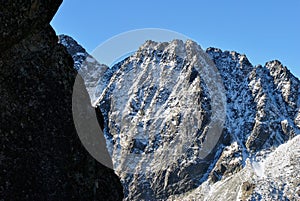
[206,47,253,73]
[59,34,89,70]
[137,39,188,62]
[61,35,299,201]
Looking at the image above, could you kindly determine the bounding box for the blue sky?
[51,0,300,77]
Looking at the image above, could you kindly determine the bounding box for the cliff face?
[95,40,299,200]
[60,35,300,201]
[0,1,123,200]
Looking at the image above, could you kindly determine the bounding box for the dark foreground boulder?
[0,1,123,200]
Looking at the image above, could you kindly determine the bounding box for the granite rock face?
[0,1,123,200]
[61,35,300,200]
[0,0,61,50]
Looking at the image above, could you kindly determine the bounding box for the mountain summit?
[60,35,300,201]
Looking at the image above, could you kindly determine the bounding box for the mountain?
[0,2,123,200]
[59,35,118,105]
[168,135,300,201]
[60,35,300,201]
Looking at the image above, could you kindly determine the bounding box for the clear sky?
[51,0,300,77]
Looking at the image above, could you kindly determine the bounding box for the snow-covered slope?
[60,35,300,201]
[168,135,300,201]
[59,35,116,105]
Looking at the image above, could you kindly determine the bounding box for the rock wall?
[0,1,123,200]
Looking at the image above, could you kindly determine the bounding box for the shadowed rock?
[0,1,123,200]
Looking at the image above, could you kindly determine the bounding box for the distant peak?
[58,34,79,45]
[137,39,187,59]
[139,39,186,49]
[206,47,252,70]
[265,60,283,68]
[206,47,222,53]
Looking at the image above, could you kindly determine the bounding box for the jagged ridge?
[60,35,300,201]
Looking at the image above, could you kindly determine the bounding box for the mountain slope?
[60,35,300,201]
[168,135,300,201]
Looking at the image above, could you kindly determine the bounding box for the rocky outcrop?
[0,1,123,200]
[58,35,89,71]
[169,135,300,201]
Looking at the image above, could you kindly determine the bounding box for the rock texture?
[97,40,227,201]
[61,35,300,200]
[0,1,123,200]
[59,35,89,71]
[59,35,119,106]
[169,135,300,201]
